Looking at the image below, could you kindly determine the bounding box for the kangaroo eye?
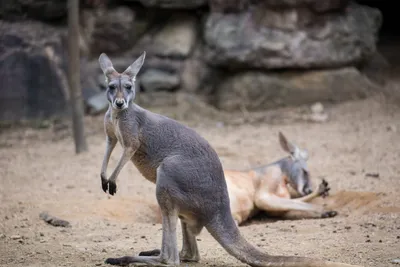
[125,85,132,90]
[109,85,116,90]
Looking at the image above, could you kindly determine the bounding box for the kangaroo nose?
[115,99,125,108]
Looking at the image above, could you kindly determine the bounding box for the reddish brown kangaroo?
[227,132,337,225]
[98,51,362,267]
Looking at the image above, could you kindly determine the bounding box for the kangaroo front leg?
[297,179,331,203]
[100,136,117,193]
[105,147,136,196]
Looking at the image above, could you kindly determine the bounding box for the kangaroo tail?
[205,210,362,267]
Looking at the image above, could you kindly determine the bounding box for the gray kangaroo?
[98,52,362,267]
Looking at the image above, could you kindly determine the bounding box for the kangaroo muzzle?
[114,98,126,109]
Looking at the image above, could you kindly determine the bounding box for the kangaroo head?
[98,52,146,110]
[278,131,312,196]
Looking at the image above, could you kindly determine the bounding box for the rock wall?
[0,0,382,120]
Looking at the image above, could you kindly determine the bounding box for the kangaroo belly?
[225,171,258,224]
[132,150,157,183]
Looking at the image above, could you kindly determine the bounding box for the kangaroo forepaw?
[101,174,108,193]
[139,249,161,256]
[317,179,331,198]
[101,174,117,196]
[108,180,117,195]
[321,210,338,218]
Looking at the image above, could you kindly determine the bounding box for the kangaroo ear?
[279,131,296,155]
[99,53,118,80]
[123,51,146,80]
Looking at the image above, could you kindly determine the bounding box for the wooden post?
[68,0,88,153]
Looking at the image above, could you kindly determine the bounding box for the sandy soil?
[0,96,399,267]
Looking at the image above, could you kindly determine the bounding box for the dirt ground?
[0,96,399,267]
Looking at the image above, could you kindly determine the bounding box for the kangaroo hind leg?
[180,221,203,262]
[105,167,180,266]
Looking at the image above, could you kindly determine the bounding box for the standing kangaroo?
[226,132,337,226]
[98,52,362,267]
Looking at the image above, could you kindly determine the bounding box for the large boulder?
[130,13,199,59]
[261,0,349,13]
[0,0,67,21]
[209,0,349,13]
[204,3,382,69]
[215,67,378,111]
[209,0,250,13]
[123,0,206,9]
[0,21,69,121]
[82,6,141,56]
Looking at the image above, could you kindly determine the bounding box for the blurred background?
[1,1,400,267]
[0,0,398,122]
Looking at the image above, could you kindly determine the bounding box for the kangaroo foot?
[321,210,338,218]
[317,179,331,198]
[139,249,161,256]
[105,255,177,266]
[179,250,200,262]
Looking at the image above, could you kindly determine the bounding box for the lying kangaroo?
[226,132,337,226]
[98,52,362,267]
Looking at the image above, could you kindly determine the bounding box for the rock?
[83,7,138,56]
[10,235,22,240]
[209,0,250,13]
[0,21,68,122]
[358,51,390,86]
[39,212,71,228]
[150,14,198,58]
[204,3,382,70]
[0,0,67,21]
[124,0,206,9]
[86,91,109,115]
[262,0,349,13]
[215,67,377,111]
[311,102,324,113]
[392,258,400,265]
[180,45,212,93]
[140,69,180,92]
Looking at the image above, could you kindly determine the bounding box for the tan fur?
[227,166,325,225]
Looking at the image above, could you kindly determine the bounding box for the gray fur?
[254,132,312,196]
[98,53,362,267]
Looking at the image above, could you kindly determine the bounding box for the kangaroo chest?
[112,120,125,146]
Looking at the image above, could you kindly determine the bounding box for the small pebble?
[391,258,400,264]
[311,102,324,113]
[11,235,22,240]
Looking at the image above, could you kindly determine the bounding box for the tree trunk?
[68,0,88,154]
